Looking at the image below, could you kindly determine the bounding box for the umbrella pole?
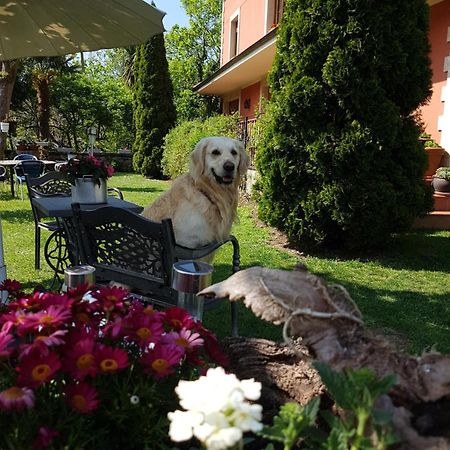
[0,215,7,303]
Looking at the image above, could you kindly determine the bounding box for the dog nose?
[223,161,235,173]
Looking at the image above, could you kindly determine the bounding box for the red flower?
[39,292,73,310]
[17,351,61,388]
[65,382,99,414]
[92,286,128,312]
[0,386,35,411]
[139,344,184,379]
[95,344,129,374]
[1,310,28,333]
[0,279,22,296]
[163,307,194,331]
[64,339,97,380]
[32,427,59,450]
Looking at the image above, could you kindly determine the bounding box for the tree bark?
[201,266,450,449]
[0,60,20,158]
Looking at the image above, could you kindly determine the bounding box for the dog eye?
[231,149,238,156]
[212,149,220,156]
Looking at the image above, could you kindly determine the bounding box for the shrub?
[162,113,239,179]
[256,0,433,249]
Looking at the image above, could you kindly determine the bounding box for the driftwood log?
[199,266,450,449]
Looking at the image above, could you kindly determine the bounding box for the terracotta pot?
[431,176,450,193]
[424,147,445,178]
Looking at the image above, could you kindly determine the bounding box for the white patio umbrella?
[0,0,165,61]
[0,0,166,295]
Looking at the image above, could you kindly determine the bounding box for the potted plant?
[431,166,450,193]
[61,155,114,204]
[419,134,445,178]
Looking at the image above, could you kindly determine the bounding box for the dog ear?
[236,139,250,179]
[189,138,208,179]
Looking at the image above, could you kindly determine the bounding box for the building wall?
[222,0,266,65]
[420,0,450,154]
[240,82,261,118]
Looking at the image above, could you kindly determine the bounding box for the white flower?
[168,367,263,450]
[129,395,139,405]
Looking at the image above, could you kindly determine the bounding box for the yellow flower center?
[100,358,118,372]
[106,295,118,303]
[171,319,182,328]
[75,312,90,323]
[76,353,94,370]
[143,307,155,316]
[3,386,24,399]
[39,315,55,324]
[151,358,168,373]
[175,338,188,347]
[136,327,151,339]
[31,364,51,381]
[72,394,86,411]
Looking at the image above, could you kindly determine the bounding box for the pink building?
[195,0,450,161]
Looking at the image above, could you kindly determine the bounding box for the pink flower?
[163,307,194,331]
[0,279,22,296]
[64,339,97,380]
[139,344,184,379]
[19,330,67,358]
[17,351,61,388]
[32,427,59,450]
[92,286,128,312]
[162,328,204,353]
[65,382,99,413]
[95,344,129,374]
[0,330,14,359]
[39,292,73,310]
[106,165,114,177]
[127,315,164,348]
[19,305,72,334]
[1,310,28,333]
[0,386,35,411]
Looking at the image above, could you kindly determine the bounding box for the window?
[266,0,284,31]
[230,15,239,58]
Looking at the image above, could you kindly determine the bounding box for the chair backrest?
[0,165,6,178]
[14,153,37,161]
[14,160,45,178]
[71,204,178,307]
[26,171,71,198]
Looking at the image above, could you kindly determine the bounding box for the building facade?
[195,0,450,160]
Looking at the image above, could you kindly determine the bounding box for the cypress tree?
[256,0,433,249]
[132,33,176,178]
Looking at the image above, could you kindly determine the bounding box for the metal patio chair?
[13,160,45,200]
[71,204,240,336]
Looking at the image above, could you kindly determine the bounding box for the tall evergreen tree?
[132,33,176,177]
[256,0,433,250]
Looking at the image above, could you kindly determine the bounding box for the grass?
[1,173,449,354]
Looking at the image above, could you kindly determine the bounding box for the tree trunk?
[0,60,20,158]
[35,76,51,141]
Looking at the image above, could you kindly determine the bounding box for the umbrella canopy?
[0,0,165,61]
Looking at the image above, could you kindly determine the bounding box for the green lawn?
[1,173,449,354]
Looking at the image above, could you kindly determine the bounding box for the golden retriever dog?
[142,136,249,248]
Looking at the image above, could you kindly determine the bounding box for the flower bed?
[0,280,227,449]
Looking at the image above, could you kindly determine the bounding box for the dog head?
[189,136,249,186]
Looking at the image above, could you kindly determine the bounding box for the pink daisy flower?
[64,339,97,380]
[1,310,28,333]
[163,307,194,331]
[17,351,61,388]
[139,344,184,379]
[95,344,129,374]
[32,427,59,450]
[0,330,14,359]
[127,316,164,348]
[162,328,204,353]
[19,305,72,334]
[39,292,73,310]
[19,330,67,358]
[92,286,128,312]
[65,382,99,414]
[0,386,35,411]
[0,279,23,299]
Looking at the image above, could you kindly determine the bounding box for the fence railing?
[237,117,259,168]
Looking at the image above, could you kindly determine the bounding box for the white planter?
[71,177,107,204]
[0,122,10,133]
